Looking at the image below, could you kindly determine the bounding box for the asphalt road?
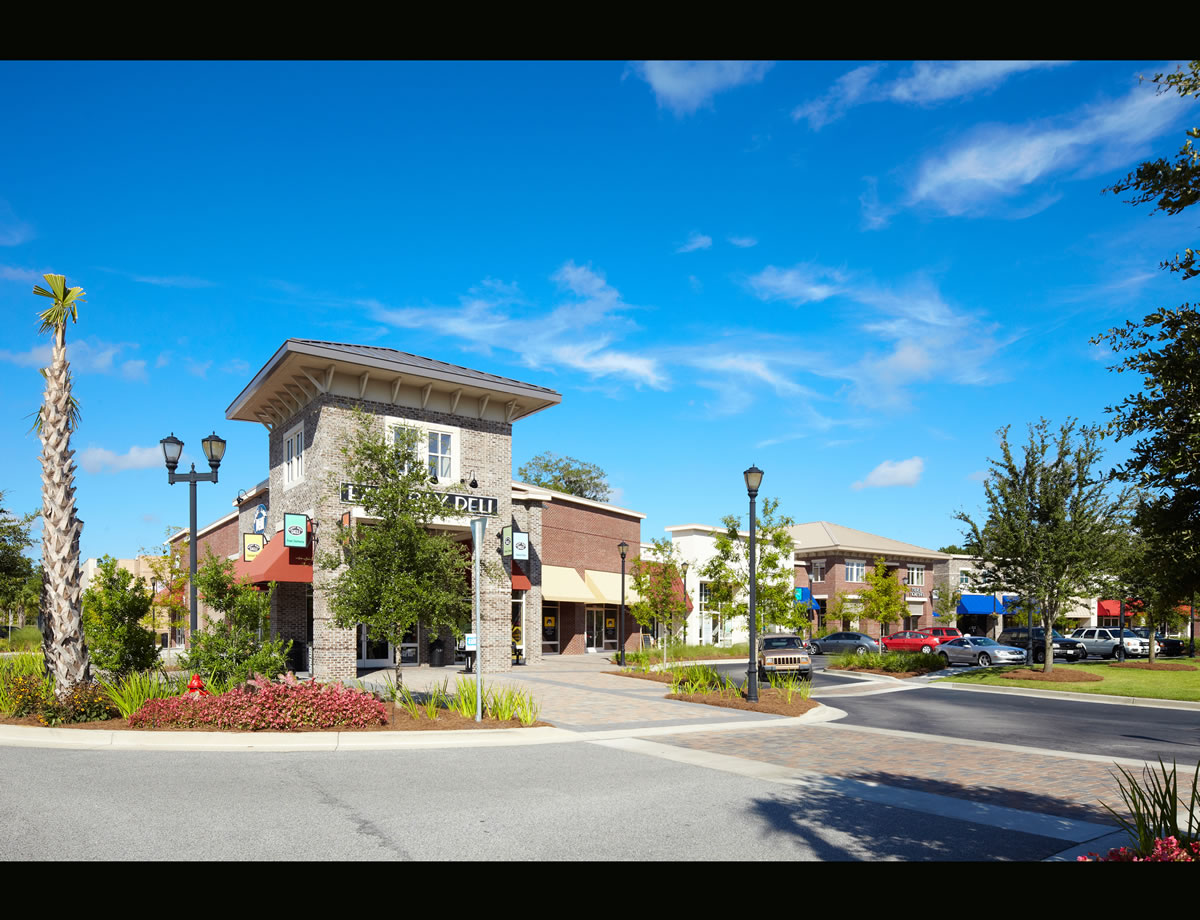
[715,659,1200,766]
[0,743,1076,861]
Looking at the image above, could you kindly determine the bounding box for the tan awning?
[542,565,596,603]
[584,569,640,605]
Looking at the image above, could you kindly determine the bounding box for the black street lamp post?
[160,432,226,637]
[681,561,689,645]
[618,540,628,667]
[744,465,763,703]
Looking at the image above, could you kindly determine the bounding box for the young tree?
[181,551,288,686]
[32,274,90,691]
[1108,514,1188,663]
[1094,62,1200,623]
[81,556,160,678]
[629,538,689,663]
[826,590,857,632]
[140,530,190,646]
[699,498,799,635]
[931,577,963,626]
[956,418,1131,673]
[858,556,906,641]
[516,452,612,502]
[0,494,36,636]
[318,410,474,686]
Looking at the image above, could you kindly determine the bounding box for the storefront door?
[586,605,603,653]
[357,624,392,668]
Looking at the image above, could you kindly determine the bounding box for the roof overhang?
[226,339,561,428]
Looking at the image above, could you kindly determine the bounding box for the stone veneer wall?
[266,392,515,681]
[511,499,543,666]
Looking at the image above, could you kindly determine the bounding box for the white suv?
[1069,627,1149,659]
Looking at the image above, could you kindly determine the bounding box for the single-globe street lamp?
[618,540,628,667]
[160,432,226,637]
[744,464,763,703]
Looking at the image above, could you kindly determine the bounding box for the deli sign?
[340,482,498,515]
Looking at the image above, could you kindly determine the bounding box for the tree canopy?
[955,418,1131,672]
[629,537,688,660]
[516,452,612,502]
[81,556,159,678]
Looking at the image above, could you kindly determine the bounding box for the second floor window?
[284,424,304,488]
[811,561,825,582]
[428,430,452,480]
[906,565,925,587]
[959,569,973,589]
[845,559,865,582]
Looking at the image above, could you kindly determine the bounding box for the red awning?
[234,530,313,585]
[1098,599,1143,617]
[511,560,531,591]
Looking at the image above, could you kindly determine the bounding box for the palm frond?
[33,274,84,334]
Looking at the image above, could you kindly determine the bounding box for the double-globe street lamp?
[160,432,227,636]
[744,464,763,703]
[618,540,628,667]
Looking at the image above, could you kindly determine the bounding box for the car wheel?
[938,652,950,666]
[758,667,768,683]
[810,642,820,656]
[921,644,932,654]
[1078,649,1086,661]
[977,653,991,667]
[1115,647,1126,663]
[855,646,867,656]
[1034,648,1045,664]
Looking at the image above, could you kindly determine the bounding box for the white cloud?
[889,61,1071,104]
[852,457,925,489]
[186,359,212,377]
[222,358,250,375]
[79,445,165,474]
[121,360,147,381]
[728,236,758,248]
[747,263,847,305]
[0,339,147,377]
[634,61,773,115]
[794,61,1071,130]
[0,264,43,283]
[0,201,33,246]
[793,64,883,130]
[909,79,1186,216]
[859,177,896,231]
[688,353,810,398]
[129,274,215,288]
[676,232,712,253]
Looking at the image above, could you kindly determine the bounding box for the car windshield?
[1119,629,1140,638]
[970,637,1000,646]
[764,637,802,650]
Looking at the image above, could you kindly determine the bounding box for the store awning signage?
[284,513,308,548]
[584,570,641,605]
[233,526,313,585]
[543,565,597,603]
[511,561,531,592]
[957,594,1005,616]
[340,482,498,515]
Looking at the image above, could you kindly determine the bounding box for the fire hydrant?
[185,673,210,697]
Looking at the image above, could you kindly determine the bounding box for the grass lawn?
[938,661,1200,702]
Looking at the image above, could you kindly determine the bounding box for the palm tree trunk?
[39,324,89,690]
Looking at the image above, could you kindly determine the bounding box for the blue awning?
[957,594,1005,616]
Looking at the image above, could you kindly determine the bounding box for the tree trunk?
[1042,630,1054,674]
[39,325,90,692]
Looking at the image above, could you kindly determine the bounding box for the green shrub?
[1,671,54,717]
[101,671,181,719]
[514,692,541,726]
[81,556,160,678]
[40,682,120,725]
[451,676,481,717]
[1104,759,1200,855]
[831,649,946,673]
[0,627,43,653]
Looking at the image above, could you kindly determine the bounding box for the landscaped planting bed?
[827,649,947,678]
[613,662,820,717]
[938,661,1200,700]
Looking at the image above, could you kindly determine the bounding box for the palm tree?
[33,273,90,690]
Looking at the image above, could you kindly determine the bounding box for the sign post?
[469,516,488,722]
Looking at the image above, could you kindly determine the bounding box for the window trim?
[282,422,304,491]
[387,416,460,484]
[844,559,866,583]
[906,564,925,587]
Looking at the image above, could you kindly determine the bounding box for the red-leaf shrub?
[129,676,387,730]
[1078,836,1200,862]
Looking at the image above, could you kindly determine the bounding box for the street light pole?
[744,465,763,703]
[470,515,487,722]
[618,540,628,667]
[681,561,689,646]
[160,432,226,637]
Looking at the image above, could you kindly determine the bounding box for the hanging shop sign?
[502,525,513,556]
[252,504,268,534]
[512,529,529,561]
[464,633,478,652]
[284,513,308,548]
[242,533,265,562]
[340,482,498,515]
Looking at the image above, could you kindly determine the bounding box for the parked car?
[916,626,964,646]
[808,632,880,656]
[882,630,940,653]
[1068,627,1148,660]
[996,627,1087,663]
[758,635,813,681]
[1130,628,1187,657]
[937,637,1028,668]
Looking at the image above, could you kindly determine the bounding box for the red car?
[882,630,940,653]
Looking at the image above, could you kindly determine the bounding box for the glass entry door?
[357,624,393,667]
[586,605,603,653]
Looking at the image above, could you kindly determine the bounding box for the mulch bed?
[1000,668,1104,682]
[608,669,676,685]
[0,703,550,732]
[827,666,928,679]
[666,689,820,717]
[1108,661,1197,671]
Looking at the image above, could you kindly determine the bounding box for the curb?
[927,679,1200,711]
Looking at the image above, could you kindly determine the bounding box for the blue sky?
[1,60,1193,562]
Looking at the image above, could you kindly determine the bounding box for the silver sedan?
[937,637,1027,668]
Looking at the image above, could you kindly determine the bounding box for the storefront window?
[542,600,559,654]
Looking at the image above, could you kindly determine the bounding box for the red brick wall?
[797,553,934,640]
[542,502,640,575]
